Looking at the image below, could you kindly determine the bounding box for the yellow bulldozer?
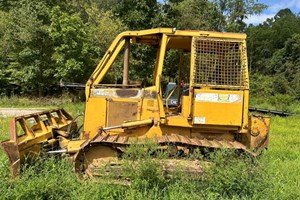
[1,28,270,177]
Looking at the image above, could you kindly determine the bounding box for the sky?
[245,0,300,25]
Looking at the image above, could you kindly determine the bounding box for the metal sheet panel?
[106,101,138,127]
[192,89,243,126]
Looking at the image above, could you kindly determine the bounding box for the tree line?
[0,0,298,104]
[246,8,300,105]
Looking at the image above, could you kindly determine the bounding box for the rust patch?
[0,141,20,177]
[144,90,157,99]
[248,115,270,151]
[116,89,139,98]
[10,119,17,141]
[106,101,138,127]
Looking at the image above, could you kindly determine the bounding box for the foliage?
[114,0,160,30]
[162,0,265,31]
[246,8,300,102]
[49,6,89,82]
[247,8,300,73]
[213,0,266,32]
[165,0,221,30]
[0,0,125,96]
[3,0,55,96]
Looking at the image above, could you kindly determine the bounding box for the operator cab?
[91,29,193,117]
[85,28,248,136]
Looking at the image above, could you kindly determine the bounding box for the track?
[75,134,252,177]
[91,134,251,153]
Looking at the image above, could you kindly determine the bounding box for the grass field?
[0,97,299,199]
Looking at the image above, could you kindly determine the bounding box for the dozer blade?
[0,109,75,177]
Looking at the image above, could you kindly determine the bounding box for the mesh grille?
[193,37,246,88]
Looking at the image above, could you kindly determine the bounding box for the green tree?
[247,10,300,101]
[5,0,55,96]
[214,0,266,32]
[246,9,300,74]
[76,4,126,83]
[84,5,126,59]
[269,34,300,99]
[162,0,265,32]
[114,0,160,29]
[270,9,300,49]
[49,6,91,83]
[0,0,125,95]
[0,10,10,95]
[168,0,222,30]
[246,8,300,73]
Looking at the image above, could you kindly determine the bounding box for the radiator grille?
[193,37,246,88]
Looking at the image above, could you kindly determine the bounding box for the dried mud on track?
[0,108,46,117]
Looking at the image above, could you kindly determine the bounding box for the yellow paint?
[81,28,269,153]
[67,140,87,153]
[193,89,244,126]
[84,97,107,138]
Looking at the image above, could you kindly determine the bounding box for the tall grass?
[0,97,299,199]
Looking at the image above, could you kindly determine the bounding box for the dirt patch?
[0,108,46,117]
